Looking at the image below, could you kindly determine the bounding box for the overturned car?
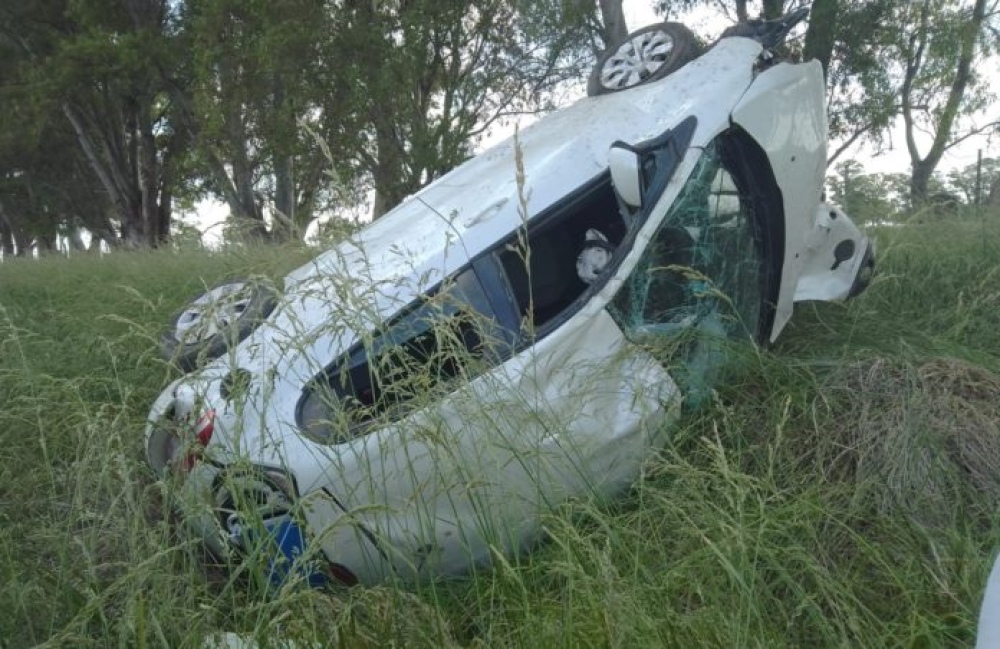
[146,7,874,587]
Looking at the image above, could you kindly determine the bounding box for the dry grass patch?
[820,357,1000,528]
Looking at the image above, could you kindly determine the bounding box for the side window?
[492,117,698,338]
[609,138,766,346]
[298,269,503,444]
[496,175,628,334]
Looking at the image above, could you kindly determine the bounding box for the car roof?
[284,37,761,322]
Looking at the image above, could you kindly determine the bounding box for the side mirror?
[608,145,643,208]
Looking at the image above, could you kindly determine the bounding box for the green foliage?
[885,0,996,199]
[828,159,911,222]
[1,217,999,646]
[0,0,187,248]
[331,0,596,218]
[947,157,1000,205]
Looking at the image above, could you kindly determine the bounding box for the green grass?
[1,221,999,647]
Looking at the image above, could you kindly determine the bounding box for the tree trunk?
[762,0,784,20]
[0,205,14,256]
[904,0,987,204]
[68,227,87,251]
[63,101,145,247]
[217,49,267,241]
[35,233,57,255]
[735,0,749,22]
[137,97,162,246]
[274,154,296,241]
[988,174,1000,208]
[157,187,172,243]
[910,159,934,204]
[0,225,12,256]
[598,0,627,47]
[233,152,265,238]
[371,117,406,220]
[271,73,297,242]
[803,0,838,80]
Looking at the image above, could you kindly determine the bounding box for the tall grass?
[1,220,998,647]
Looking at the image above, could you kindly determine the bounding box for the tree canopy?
[0,0,996,253]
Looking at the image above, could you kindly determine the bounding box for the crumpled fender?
[792,203,873,303]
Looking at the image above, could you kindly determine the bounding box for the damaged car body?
[146,7,875,587]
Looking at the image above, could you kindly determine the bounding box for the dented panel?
[731,59,829,341]
[147,11,875,587]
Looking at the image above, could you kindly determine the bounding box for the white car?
[146,7,875,587]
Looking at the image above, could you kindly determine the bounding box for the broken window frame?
[295,117,700,443]
[486,116,700,347]
[606,129,778,403]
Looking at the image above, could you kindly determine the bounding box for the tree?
[57,0,184,247]
[0,130,118,254]
[568,0,628,52]
[337,0,595,219]
[598,0,628,46]
[0,1,124,253]
[946,157,1000,205]
[171,0,347,242]
[821,0,900,166]
[0,0,188,248]
[802,0,839,78]
[828,159,910,222]
[895,0,997,202]
[988,173,1000,207]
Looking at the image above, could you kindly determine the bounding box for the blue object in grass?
[261,516,328,589]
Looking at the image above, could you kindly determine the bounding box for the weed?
[0,221,997,647]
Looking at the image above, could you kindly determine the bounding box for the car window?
[636,116,698,209]
[298,269,505,444]
[488,118,698,341]
[608,138,766,387]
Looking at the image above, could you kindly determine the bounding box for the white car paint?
[730,59,830,340]
[979,553,1000,649]
[146,28,874,586]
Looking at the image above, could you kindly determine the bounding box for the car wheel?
[587,22,701,97]
[162,276,279,371]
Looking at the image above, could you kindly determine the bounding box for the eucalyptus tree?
[54,0,182,246]
[0,0,125,252]
[946,157,1000,206]
[0,126,118,254]
[893,0,997,202]
[0,0,187,248]
[335,0,595,219]
[171,0,348,241]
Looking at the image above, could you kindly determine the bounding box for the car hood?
[188,36,764,460]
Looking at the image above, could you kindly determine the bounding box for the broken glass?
[610,139,765,405]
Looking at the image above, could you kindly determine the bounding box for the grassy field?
[1,219,999,648]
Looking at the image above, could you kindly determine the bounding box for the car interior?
[497,174,629,330]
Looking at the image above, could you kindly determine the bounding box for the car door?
[607,129,778,406]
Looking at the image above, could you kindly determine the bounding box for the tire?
[587,22,702,97]
[162,276,279,371]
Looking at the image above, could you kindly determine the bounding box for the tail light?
[156,408,216,474]
[194,410,216,446]
[176,409,215,472]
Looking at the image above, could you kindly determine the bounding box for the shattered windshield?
[609,138,768,402]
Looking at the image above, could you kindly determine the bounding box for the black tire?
[162,276,279,371]
[587,22,702,97]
